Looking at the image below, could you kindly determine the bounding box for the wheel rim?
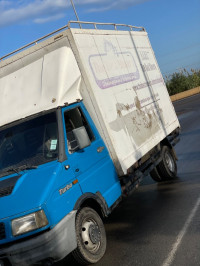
[81,218,101,253]
[165,151,175,172]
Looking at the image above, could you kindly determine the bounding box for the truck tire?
[150,167,163,182]
[72,207,106,265]
[157,146,177,180]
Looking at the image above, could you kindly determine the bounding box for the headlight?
[12,210,48,237]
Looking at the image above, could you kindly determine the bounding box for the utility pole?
[70,0,82,28]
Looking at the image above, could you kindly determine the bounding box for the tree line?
[165,69,200,96]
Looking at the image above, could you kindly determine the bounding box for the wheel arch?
[74,192,110,219]
[161,137,172,148]
[160,138,178,160]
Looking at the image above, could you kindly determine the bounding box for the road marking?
[162,195,200,266]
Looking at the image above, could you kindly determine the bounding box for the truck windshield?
[0,112,58,177]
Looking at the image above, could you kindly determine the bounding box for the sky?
[0,0,200,76]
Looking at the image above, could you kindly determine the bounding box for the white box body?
[0,26,180,176]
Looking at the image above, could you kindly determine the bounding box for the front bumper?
[0,211,77,266]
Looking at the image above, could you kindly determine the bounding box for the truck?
[0,21,180,266]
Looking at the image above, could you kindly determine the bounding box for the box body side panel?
[69,29,180,174]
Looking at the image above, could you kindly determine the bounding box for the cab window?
[64,107,94,153]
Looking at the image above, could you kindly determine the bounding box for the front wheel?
[72,207,106,265]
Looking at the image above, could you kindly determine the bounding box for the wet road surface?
[56,93,200,266]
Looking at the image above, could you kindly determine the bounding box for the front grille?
[0,223,6,240]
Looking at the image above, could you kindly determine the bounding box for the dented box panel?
[0,45,82,127]
[69,29,180,174]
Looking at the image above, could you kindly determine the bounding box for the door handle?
[97,146,105,153]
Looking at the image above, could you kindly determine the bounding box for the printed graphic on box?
[89,41,140,89]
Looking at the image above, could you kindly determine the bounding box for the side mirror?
[72,126,91,150]
[68,131,79,152]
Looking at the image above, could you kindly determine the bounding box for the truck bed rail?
[68,20,145,31]
[0,25,69,61]
[0,21,145,61]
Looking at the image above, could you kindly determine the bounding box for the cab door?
[62,102,121,208]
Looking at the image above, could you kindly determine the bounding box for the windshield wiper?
[5,165,38,175]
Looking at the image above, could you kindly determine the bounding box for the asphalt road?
[56,93,200,266]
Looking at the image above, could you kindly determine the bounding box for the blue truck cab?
[0,102,122,265]
[0,21,180,265]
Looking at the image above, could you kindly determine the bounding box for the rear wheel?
[150,146,177,182]
[158,146,177,180]
[150,167,163,182]
[72,207,106,265]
